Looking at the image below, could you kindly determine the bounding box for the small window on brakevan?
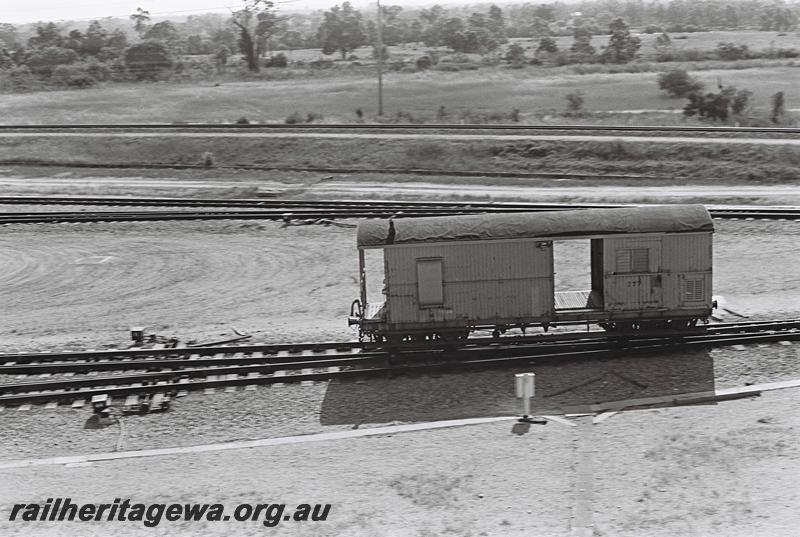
[416,258,444,307]
[615,248,649,273]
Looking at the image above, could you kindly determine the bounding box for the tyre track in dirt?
[0,221,357,348]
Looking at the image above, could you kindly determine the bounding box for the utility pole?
[376,0,384,116]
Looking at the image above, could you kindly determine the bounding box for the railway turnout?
[2,319,798,409]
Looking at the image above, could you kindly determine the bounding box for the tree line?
[0,0,798,87]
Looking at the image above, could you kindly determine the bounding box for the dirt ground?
[1,185,799,536]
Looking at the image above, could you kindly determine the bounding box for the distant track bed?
[0,123,799,137]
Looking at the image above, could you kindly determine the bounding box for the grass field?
[1,64,798,124]
[3,132,800,183]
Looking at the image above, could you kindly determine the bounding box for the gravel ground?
[0,390,798,537]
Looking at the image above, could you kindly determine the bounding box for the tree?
[441,17,466,52]
[28,23,64,49]
[231,0,281,71]
[316,2,366,60]
[683,86,751,122]
[130,8,151,39]
[760,2,797,31]
[419,5,445,47]
[124,41,172,80]
[487,5,506,42]
[83,21,109,56]
[215,45,230,73]
[63,29,84,54]
[570,26,595,60]
[211,27,237,51]
[529,17,551,37]
[601,18,640,63]
[279,30,305,49]
[419,5,445,26]
[144,21,182,52]
[536,36,558,54]
[533,4,555,21]
[654,31,671,60]
[0,24,19,50]
[379,5,407,46]
[657,69,704,97]
[106,29,129,50]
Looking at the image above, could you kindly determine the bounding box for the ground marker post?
[516,373,546,424]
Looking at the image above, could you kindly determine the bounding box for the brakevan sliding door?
[603,237,664,310]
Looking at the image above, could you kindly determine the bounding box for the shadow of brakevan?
[319,350,716,425]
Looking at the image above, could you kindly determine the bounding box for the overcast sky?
[1,0,448,24]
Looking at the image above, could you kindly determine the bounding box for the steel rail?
[2,319,797,367]
[2,204,800,223]
[0,123,799,134]
[3,322,798,375]
[5,197,800,213]
[1,325,798,406]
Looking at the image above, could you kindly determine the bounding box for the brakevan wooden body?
[349,205,714,342]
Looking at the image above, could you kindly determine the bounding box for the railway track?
[2,319,798,408]
[0,123,799,135]
[2,199,799,223]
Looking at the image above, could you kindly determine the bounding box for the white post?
[515,373,535,420]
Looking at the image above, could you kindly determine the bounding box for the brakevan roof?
[357,205,714,248]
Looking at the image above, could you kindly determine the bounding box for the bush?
[731,89,752,115]
[439,53,471,63]
[124,41,172,80]
[308,59,333,69]
[763,47,799,59]
[564,91,585,116]
[285,112,304,124]
[644,25,663,34]
[51,64,96,87]
[657,69,704,97]
[86,62,111,82]
[416,55,433,70]
[1,65,44,92]
[265,53,288,68]
[716,42,749,61]
[26,46,79,77]
[172,57,215,80]
[505,43,526,64]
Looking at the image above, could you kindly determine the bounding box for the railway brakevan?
[349,205,715,342]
